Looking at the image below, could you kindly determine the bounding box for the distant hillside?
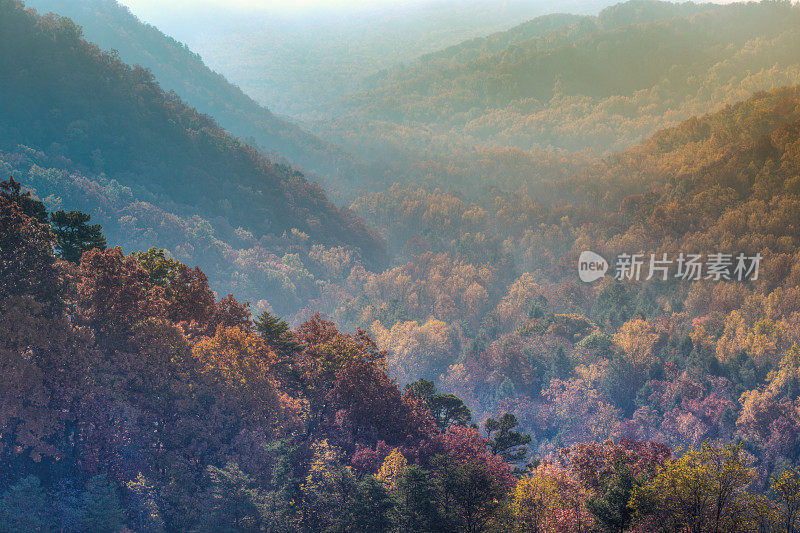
[148,0,610,120]
[566,84,800,227]
[0,0,387,310]
[325,0,800,161]
[23,0,370,190]
[364,12,588,87]
[367,0,715,85]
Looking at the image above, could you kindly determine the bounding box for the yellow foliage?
[376,448,407,489]
[770,466,800,532]
[512,463,590,533]
[631,442,767,532]
[191,325,284,424]
[371,318,453,382]
[613,318,660,372]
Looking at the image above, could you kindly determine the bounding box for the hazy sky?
[118,0,735,25]
[118,0,403,15]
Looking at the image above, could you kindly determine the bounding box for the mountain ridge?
[22,0,373,193]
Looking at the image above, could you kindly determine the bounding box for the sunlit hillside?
[3,0,800,531]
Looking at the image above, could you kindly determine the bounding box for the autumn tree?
[371,318,455,383]
[512,466,561,533]
[771,466,800,533]
[191,325,285,426]
[1,177,47,222]
[77,247,166,343]
[377,448,408,490]
[126,473,166,533]
[136,248,216,327]
[299,439,357,532]
[437,426,516,533]
[0,177,62,307]
[512,462,590,533]
[630,442,768,533]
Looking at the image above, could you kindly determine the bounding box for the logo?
[578,251,608,282]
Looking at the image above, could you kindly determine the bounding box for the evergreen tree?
[0,476,53,533]
[405,379,472,430]
[254,311,303,355]
[588,460,635,533]
[404,378,437,400]
[50,210,106,262]
[80,475,126,533]
[494,377,517,404]
[263,439,303,530]
[50,479,82,533]
[206,462,266,532]
[485,413,531,466]
[1,177,47,222]
[254,311,304,390]
[428,393,473,431]
[436,456,508,533]
[339,476,393,533]
[393,466,444,533]
[547,346,572,381]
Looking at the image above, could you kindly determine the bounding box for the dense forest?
[316,0,800,192]
[5,0,800,530]
[0,0,387,314]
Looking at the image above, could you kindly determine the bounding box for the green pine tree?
[254,311,303,356]
[50,209,106,262]
[548,346,573,381]
[0,476,53,533]
[405,379,472,430]
[80,475,126,533]
[587,459,636,533]
[206,462,267,532]
[393,466,444,533]
[485,413,531,466]
[1,177,47,222]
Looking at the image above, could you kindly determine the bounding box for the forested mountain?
[23,0,370,192]
[329,84,800,490]
[0,0,386,312]
[8,0,800,530]
[365,0,715,87]
[321,0,800,169]
[140,0,610,120]
[6,83,800,531]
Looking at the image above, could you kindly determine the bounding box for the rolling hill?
[137,0,611,120]
[321,0,800,168]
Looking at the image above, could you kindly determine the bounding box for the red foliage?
[166,264,216,326]
[0,178,62,307]
[77,248,166,343]
[440,425,515,490]
[557,438,671,490]
[209,294,252,332]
